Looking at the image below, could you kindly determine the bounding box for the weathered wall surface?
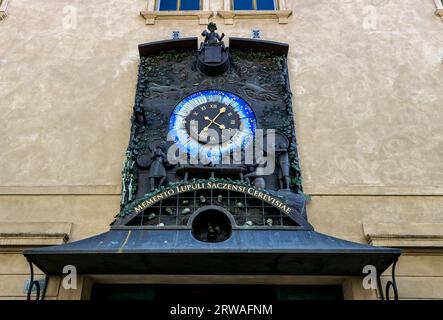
[0,0,442,299]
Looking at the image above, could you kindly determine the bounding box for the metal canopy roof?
[24,229,400,276]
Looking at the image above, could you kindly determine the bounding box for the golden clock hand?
[211,120,226,130]
[204,116,225,129]
[202,116,212,132]
[213,107,226,123]
[202,107,226,132]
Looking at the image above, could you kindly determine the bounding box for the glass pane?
[257,0,276,10]
[233,0,254,10]
[159,0,178,11]
[180,0,200,10]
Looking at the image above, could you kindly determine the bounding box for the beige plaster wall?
[0,0,442,299]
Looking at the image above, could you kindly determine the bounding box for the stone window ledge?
[140,10,213,25]
[364,222,443,248]
[0,0,10,21]
[218,10,292,25]
[0,222,72,246]
[434,0,443,20]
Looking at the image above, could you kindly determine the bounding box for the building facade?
[0,0,442,300]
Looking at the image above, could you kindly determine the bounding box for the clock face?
[169,90,256,161]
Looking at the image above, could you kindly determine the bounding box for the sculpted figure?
[244,156,267,189]
[276,142,290,190]
[201,22,225,47]
[148,141,167,189]
[198,22,229,75]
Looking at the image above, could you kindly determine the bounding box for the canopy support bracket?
[377,259,399,300]
[26,258,47,301]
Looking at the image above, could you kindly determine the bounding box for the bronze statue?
[197,22,229,75]
[201,22,225,47]
[148,141,167,189]
[276,142,290,190]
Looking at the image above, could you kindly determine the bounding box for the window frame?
[218,0,292,24]
[231,0,279,11]
[156,0,203,11]
[0,0,10,21]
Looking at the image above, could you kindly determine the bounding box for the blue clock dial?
[169,90,256,161]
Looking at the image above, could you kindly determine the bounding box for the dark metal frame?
[377,259,399,300]
[26,258,47,301]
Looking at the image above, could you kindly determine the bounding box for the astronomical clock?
[169,90,256,160]
[23,25,401,296]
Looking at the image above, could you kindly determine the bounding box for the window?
[157,0,201,11]
[232,0,277,10]
[141,0,212,25]
[218,0,291,24]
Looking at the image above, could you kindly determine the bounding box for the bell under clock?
[169,90,256,161]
